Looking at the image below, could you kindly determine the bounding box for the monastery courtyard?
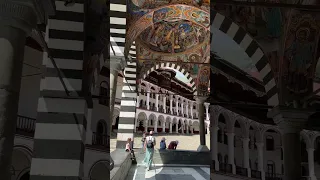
[110,133,211,151]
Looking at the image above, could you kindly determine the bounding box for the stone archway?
[11,146,32,180]
[89,160,110,180]
[141,62,197,94]
[211,10,278,107]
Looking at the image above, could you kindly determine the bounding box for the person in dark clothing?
[159,137,167,150]
[168,140,179,150]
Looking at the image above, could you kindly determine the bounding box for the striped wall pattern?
[210,10,279,107]
[110,0,127,57]
[30,1,86,180]
[141,62,197,94]
[116,61,138,148]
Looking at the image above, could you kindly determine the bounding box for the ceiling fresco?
[128,1,211,96]
[139,20,209,53]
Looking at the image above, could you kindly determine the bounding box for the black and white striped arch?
[141,62,197,95]
[30,0,86,179]
[211,10,279,107]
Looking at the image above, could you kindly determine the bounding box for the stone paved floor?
[111,133,210,152]
[125,165,210,180]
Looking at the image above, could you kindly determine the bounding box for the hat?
[161,137,166,141]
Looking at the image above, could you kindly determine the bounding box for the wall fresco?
[196,65,210,96]
[282,12,320,94]
[139,20,209,53]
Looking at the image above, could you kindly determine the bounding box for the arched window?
[158,121,161,126]
[150,120,153,126]
[218,129,222,143]
[99,81,108,106]
[266,135,274,151]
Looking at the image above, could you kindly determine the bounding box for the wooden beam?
[213,1,320,11]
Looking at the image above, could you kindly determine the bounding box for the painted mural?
[213,0,283,40]
[282,12,320,94]
[196,65,210,96]
[139,20,208,53]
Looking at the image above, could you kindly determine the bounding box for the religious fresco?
[282,12,320,94]
[139,20,209,53]
[213,0,283,40]
[196,65,210,96]
[126,4,209,55]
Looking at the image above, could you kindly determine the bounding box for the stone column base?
[197,145,209,152]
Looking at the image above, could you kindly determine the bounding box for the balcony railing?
[219,163,233,174]
[92,132,109,149]
[16,115,36,136]
[251,170,262,179]
[265,173,283,180]
[236,166,248,176]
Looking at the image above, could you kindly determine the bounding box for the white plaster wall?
[18,46,42,118]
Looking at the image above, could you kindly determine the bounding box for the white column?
[212,126,219,171]
[191,126,194,134]
[170,95,173,114]
[147,90,150,110]
[307,148,316,180]
[155,94,159,111]
[205,103,209,121]
[145,120,148,132]
[190,102,194,119]
[186,101,189,118]
[175,123,178,133]
[181,100,184,116]
[163,96,166,113]
[256,142,265,180]
[242,138,251,177]
[226,132,236,174]
[169,122,173,133]
[176,97,179,115]
[154,120,158,133]
[136,95,140,107]
[162,121,165,133]
[186,124,189,134]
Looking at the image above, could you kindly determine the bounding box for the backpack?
[146,136,154,148]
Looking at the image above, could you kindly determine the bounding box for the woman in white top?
[142,131,156,171]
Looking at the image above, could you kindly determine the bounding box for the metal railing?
[265,173,283,180]
[16,115,36,136]
[251,169,262,179]
[219,163,233,174]
[236,166,248,176]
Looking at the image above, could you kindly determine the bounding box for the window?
[266,135,274,151]
[218,130,222,143]
[224,133,228,145]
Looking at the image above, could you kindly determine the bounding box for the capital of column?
[242,137,250,144]
[255,142,264,148]
[0,0,50,34]
[268,106,314,133]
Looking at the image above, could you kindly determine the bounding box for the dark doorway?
[20,171,30,180]
[114,117,119,130]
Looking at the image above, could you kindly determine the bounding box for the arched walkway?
[210,10,278,107]
[141,62,197,94]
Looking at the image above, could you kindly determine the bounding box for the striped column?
[116,61,137,148]
[110,0,126,57]
[30,1,86,179]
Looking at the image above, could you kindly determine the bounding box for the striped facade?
[110,0,139,148]
[210,10,279,107]
[30,1,86,179]
[141,62,197,95]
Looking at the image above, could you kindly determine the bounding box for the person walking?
[143,131,156,171]
[159,137,166,150]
